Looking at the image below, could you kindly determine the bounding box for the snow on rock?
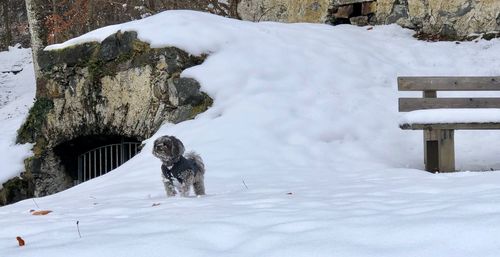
[2,10,500,257]
[0,47,35,185]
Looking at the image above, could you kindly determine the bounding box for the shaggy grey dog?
[152,135,205,197]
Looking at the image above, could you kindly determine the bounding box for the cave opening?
[54,134,142,184]
[352,3,363,17]
[329,0,376,26]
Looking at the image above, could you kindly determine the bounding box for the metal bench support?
[424,129,455,172]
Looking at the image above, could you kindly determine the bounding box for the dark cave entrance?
[353,3,363,17]
[328,0,377,26]
[54,134,142,184]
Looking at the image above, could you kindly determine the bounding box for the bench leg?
[424,129,455,172]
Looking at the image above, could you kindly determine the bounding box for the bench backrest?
[398,76,500,112]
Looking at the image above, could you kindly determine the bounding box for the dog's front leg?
[162,174,177,197]
[179,182,191,197]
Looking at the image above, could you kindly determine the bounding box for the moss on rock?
[0,173,34,206]
[16,98,54,144]
[189,93,214,119]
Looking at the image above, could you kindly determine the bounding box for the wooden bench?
[398,76,500,172]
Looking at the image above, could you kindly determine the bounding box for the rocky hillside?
[2,0,499,52]
[239,0,500,39]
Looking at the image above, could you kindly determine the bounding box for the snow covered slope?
[2,10,500,257]
[0,46,35,185]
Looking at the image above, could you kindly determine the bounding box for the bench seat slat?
[398,76,500,91]
[400,123,500,130]
[399,97,500,112]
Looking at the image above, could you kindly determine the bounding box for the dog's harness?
[161,156,198,184]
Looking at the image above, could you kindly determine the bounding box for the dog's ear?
[152,137,163,156]
[170,136,185,157]
[153,137,161,148]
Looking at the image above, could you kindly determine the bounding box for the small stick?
[76,221,82,238]
[32,198,40,209]
[242,179,249,190]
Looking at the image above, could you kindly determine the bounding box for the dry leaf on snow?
[31,210,52,216]
[16,236,25,247]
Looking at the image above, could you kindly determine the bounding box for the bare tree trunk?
[148,0,155,11]
[50,0,58,42]
[87,0,94,30]
[1,0,12,48]
[25,0,44,83]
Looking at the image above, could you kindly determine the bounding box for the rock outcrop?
[376,0,500,39]
[1,31,212,204]
[238,0,500,40]
[238,0,331,22]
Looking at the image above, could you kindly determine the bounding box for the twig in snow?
[76,221,82,238]
[242,179,249,190]
[32,198,40,209]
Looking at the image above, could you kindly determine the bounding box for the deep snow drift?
[2,11,500,257]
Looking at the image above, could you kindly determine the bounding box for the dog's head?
[152,135,185,166]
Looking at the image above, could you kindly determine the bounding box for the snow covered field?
[2,10,500,257]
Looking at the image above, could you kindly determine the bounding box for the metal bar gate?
[77,141,141,183]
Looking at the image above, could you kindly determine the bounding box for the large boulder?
[5,31,212,204]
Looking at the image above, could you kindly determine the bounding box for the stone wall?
[0,31,212,204]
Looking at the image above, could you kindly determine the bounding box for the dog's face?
[152,136,185,166]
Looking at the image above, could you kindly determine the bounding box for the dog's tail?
[186,151,205,175]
